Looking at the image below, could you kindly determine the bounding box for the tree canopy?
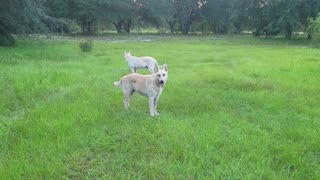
[1,0,320,45]
[0,0,52,45]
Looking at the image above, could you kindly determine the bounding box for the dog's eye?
[158,74,160,77]
[163,74,165,76]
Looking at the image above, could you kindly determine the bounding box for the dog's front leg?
[153,97,159,115]
[149,97,155,116]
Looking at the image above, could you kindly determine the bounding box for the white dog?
[124,51,159,73]
[114,64,168,116]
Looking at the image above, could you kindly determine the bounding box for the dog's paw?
[154,112,159,116]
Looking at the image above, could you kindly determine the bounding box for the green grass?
[0,35,319,179]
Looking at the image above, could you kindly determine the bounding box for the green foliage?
[307,14,320,46]
[0,0,55,46]
[79,40,94,52]
[0,33,16,46]
[277,0,301,39]
[67,0,99,34]
[192,17,210,34]
[142,0,178,33]
[2,0,320,38]
[0,0,50,34]
[202,0,232,34]
[175,0,207,34]
[60,18,81,34]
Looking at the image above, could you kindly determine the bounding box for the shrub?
[307,13,320,47]
[79,40,94,52]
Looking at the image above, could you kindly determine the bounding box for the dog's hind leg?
[123,90,132,110]
[148,66,154,74]
[149,97,155,116]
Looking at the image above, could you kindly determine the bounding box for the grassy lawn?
[0,35,319,179]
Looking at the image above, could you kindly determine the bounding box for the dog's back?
[115,73,154,96]
[124,52,158,73]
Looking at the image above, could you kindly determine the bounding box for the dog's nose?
[160,80,164,84]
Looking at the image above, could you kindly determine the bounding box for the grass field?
[0,35,319,179]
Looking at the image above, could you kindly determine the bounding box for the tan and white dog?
[114,64,168,116]
[124,51,159,74]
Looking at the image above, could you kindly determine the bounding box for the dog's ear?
[157,65,162,71]
[164,64,168,72]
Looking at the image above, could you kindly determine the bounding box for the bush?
[79,40,94,52]
[307,13,320,47]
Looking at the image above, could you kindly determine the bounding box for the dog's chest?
[143,85,163,97]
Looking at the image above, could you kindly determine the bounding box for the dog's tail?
[114,80,122,87]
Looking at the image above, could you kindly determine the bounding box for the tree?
[96,0,137,33]
[67,0,98,34]
[228,0,252,33]
[174,0,206,34]
[242,0,280,38]
[307,13,320,44]
[298,0,320,39]
[144,0,178,34]
[201,0,232,34]
[276,0,301,39]
[45,0,72,35]
[0,0,52,46]
[245,0,318,39]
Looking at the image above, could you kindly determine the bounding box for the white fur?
[114,64,168,116]
[124,51,158,74]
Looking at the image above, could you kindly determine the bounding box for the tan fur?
[114,64,168,116]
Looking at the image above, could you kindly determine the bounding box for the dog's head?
[124,51,131,59]
[156,64,168,88]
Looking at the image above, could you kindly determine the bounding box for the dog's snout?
[160,80,164,84]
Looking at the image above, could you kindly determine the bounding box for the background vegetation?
[2,0,320,46]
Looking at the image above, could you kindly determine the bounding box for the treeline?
[1,0,320,46]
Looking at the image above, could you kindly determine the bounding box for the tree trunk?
[167,20,175,34]
[82,21,86,34]
[307,33,312,40]
[112,20,123,33]
[285,23,293,39]
[87,21,91,34]
[124,19,132,33]
[180,16,192,34]
[97,22,100,35]
[182,21,191,34]
[116,24,122,33]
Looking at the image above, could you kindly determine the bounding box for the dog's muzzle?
[159,80,164,88]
